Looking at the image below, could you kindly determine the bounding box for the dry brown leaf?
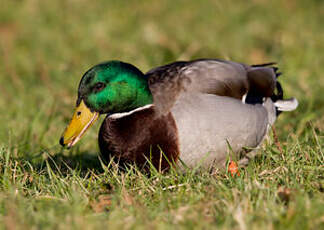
[122,188,134,206]
[277,187,293,204]
[90,195,112,213]
[228,161,240,177]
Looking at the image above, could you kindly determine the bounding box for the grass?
[0,0,323,229]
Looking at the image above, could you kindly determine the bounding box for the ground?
[0,0,323,229]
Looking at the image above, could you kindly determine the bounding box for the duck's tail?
[249,63,298,116]
[273,97,299,112]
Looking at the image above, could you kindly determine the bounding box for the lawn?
[0,0,323,229]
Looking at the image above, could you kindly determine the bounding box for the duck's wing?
[146,59,278,115]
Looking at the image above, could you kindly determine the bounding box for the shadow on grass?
[48,151,104,174]
[20,151,105,176]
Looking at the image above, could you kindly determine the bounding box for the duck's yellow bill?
[60,100,99,148]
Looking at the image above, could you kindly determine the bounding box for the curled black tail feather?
[271,81,283,102]
[272,81,284,116]
[270,66,285,116]
[251,62,277,67]
[271,65,284,100]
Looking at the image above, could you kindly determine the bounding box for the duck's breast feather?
[98,106,180,170]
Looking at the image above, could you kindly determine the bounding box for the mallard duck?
[59,59,298,171]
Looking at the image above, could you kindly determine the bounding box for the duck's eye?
[93,82,105,92]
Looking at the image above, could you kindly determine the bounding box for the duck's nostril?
[59,137,65,146]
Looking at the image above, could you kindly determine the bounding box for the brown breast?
[98,106,180,171]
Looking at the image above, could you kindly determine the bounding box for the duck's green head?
[60,61,153,148]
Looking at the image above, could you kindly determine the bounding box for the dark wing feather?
[146,59,278,115]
